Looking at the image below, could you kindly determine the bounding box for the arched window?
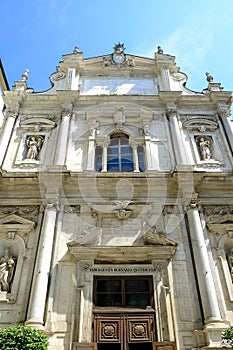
[95,133,145,172]
[107,133,133,172]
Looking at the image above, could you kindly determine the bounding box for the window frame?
[93,276,154,308]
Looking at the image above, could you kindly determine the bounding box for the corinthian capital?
[5,107,19,119]
[185,193,200,211]
[166,108,177,118]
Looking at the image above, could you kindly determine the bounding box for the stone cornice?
[67,245,177,263]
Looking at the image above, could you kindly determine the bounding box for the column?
[131,141,139,172]
[26,201,58,328]
[167,109,189,168]
[0,110,18,166]
[86,136,95,171]
[54,111,71,166]
[101,142,108,172]
[186,201,222,324]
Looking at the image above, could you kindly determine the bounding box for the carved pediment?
[0,214,35,233]
[20,117,56,131]
[207,214,233,233]
[143,229,177,246]
[183,118,218,132]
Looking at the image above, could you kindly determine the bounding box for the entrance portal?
[93,313,155,350]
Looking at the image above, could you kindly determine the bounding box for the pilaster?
[54,105,72,167]
[0,108,18,166]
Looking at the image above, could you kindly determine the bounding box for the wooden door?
[152,341,176,350]
[93,313,155,350]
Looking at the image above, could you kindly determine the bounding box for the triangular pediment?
[143,229,177,246]
[0,214,35,227]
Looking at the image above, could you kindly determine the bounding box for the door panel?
[127,314,154,343]
[94,313,155,350]
[152,341,176,350]
[96,316,122,343]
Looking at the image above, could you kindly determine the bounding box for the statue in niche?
[25,135,43,160]
[227,248,233,282]
[0,247,15,292]
[198,137,212,161]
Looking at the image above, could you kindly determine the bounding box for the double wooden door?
[93,313,155,350]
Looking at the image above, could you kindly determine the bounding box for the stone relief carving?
[143,226,177,246]
[50,71,66,82]
[182,118,218,132]
[113,200,133,220]
[203,206,233,216]
[0,247,16,292]
[113,107,125,130]
[89,120,99,137]
[162,205,180,215]
[143,124,150,136]
[0,206,39,221]
[20,115,58,126]
[64,205,81,214]
[103,42,135,68]
[24,135,44,160]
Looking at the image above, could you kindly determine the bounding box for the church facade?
[0,43,232,350]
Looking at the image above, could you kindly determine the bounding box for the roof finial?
[22,69,29,81]
[206,72,213,83]
[73,46,80,54]
[157,46,163,54]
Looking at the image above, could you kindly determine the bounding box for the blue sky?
[1,0,233,95]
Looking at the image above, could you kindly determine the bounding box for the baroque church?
[0,43,232,350]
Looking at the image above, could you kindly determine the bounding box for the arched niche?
[0,214,35,302]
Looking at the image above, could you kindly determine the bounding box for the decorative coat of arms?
[103,43,135,68]
[112,42,126,65]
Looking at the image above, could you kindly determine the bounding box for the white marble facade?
[0,44,233,350]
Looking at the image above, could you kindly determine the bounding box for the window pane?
[125,280,151,307]
[96,280,121,306]
[108,147,119,155]
[125,293,150,307]
[96,293,121,307]
[121,146,132,154]
[121,137,128,145]
[95,146,102,172]
[138,145,145,172]
[121,157,134,172]
[110,138,119,145]
[126,280,149,292]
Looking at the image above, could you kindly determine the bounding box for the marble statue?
[199,137,212,160]
[0,247,15,292]
[25,135,43,160]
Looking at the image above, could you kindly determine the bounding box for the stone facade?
[0,44,232,350]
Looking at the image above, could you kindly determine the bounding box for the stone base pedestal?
[25,319,44,331]
[203,321,229,347]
